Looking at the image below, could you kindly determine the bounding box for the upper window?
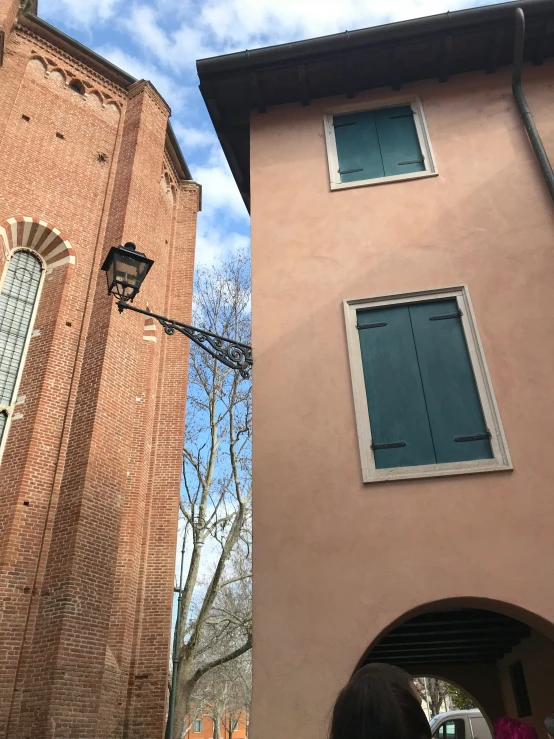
[0,250,43,454]
[344,286,511,483]
[193,720,203,733]
[324,99,437,190]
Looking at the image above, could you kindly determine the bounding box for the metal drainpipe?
[512,7,554,202]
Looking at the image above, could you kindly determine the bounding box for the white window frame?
[343,285,512,483]
[193,720,203,733]
[0,248,46,465]
[324,96,438,191]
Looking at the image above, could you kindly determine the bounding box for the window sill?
[362,458,513,484]
[330,170,438,191]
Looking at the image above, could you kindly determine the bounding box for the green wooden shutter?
[409,299,493,464]
[373,106,425,177]
[357,305,435,469]
[334,111,384,183]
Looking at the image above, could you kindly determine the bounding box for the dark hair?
[330,664,431,739]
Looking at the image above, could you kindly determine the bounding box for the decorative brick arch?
[0,216,75,270]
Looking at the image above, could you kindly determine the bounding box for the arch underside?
[364,608,530,668]
[358,599,554,730]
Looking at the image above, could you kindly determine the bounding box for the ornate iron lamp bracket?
[117,299,252,378]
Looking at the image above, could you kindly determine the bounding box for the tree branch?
[216,574,251,592]
[190,637,252,686]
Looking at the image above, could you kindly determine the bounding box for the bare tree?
[219,650,251,739]
[188,651,251,739]
[415,677,451,718]
[169,251,252,739]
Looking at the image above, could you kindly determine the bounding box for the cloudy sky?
[40,0,492,267]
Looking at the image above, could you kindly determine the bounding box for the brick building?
[184,708,249,739]
[0,1,200,738]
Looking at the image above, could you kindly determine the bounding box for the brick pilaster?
[13,81,186,739]
[126,181,199,739]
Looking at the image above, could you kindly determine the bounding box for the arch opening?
[414,676,479,719]
[356,599,554,737]
[68,78,85,95]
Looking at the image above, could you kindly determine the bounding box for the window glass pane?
[0,409,7,445]
[0,251,42,406]
[438,720,465,739]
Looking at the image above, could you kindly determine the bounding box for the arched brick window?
[0,250,44,451]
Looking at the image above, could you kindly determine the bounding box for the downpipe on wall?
[512,7,554,202]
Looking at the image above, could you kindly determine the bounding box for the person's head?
[330,664,431,739]
[494,717,538,739]
[544,714,554,739]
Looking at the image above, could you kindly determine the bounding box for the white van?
[430,710,493,739]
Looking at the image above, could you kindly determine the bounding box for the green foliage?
[445,684,476,710]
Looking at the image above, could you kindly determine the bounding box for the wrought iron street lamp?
[101,242,252,377]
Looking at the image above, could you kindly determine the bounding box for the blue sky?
[39,0,490,267]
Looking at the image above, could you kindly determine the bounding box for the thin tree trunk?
[213,710,221,739]
[172,667,196,739]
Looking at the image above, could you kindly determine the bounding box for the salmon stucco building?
[198,0,554,736]
[0,1,200,737]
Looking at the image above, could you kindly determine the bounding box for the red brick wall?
[0,0,19,34]
[0,15,198,739]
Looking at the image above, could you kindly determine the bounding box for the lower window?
[344,286,511,483]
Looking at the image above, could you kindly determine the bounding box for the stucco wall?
[250,62,554,739]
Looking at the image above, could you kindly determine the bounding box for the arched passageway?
[356,600,554,738]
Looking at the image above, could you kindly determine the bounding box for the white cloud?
[40,0,119,27]
[194,156,247,222]
[177,136,249,266]
[119,0,490,72]
[195,0,471,48]
[122,3,216,69]
[94,46,191,112]
[171,122,217,151]
[195,223,249,267]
